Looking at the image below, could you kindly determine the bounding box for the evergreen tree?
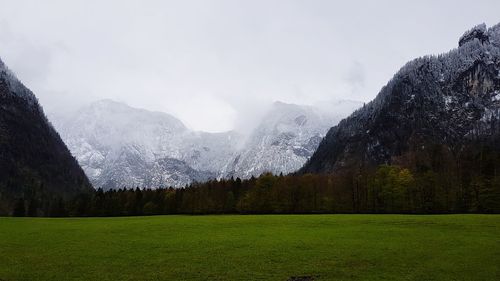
[12,198,25,217]
[27,199,38,217]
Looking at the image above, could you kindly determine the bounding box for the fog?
[1,0,499,132]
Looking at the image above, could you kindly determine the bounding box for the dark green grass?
[0,215,499,281]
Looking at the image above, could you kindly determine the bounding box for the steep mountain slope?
[54,100,241,189]
[0,57,92,214]
[227,100,362,178]
[301,23,500,173]
[53,99,361,189]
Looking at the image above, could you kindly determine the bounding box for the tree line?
[10,140,500,216]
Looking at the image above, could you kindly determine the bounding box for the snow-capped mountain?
[53,100,241,190]
[226,100,362,178]
[52,99,361,189]
[301,23,500,173]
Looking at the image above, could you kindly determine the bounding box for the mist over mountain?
[301,23,500,174]
[227,100,362,178]
[52,99,361,189]
[0,57,92,214]
[52,100,241,190]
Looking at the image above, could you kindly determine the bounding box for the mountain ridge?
[52,98,362,189]
[301,23,500,174]
[0,57,93,215]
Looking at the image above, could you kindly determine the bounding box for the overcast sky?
[1,0,499,132]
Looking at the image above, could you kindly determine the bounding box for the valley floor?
[0,215,499,281]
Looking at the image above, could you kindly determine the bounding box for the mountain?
[53,99,361,189]
[53,100,241,190]
[301,23,500,174]
[0,57,92,214]
[227,100,362,178]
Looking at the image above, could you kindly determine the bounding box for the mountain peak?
[272,101,299,109]
[301,22,500,174]
[53,99,242,189]
[90,98,126,107]
[88,99,141,112]
[459,23,489,47]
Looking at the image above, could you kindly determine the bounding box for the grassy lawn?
[0,215,499,281]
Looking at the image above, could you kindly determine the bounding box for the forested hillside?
[0,58,93,216]
[23,139,500,217]
[302,23,500,173]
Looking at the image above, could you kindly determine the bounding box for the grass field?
[0,215,499,281]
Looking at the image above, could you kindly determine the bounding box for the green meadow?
[0,215,498,281]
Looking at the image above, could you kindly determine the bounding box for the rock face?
[53,100,239,190]
[301,23,500,174]
[53,99,361,189]
[226,100,362,178]
[0,57,92,213]
[459,24,489,47]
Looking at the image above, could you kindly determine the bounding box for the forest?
[10,138,500,217]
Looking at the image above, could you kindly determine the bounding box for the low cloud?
[1,0,499,132]
[344,61,366,97]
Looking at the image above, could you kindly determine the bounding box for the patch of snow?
[492,91,500,101]
[438,73,445,82]
[481,108,500,122]
[443,95,453,110]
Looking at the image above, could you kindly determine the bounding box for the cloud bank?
[1,0,499,132]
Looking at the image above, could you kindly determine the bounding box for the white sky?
[1,0,499,132]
